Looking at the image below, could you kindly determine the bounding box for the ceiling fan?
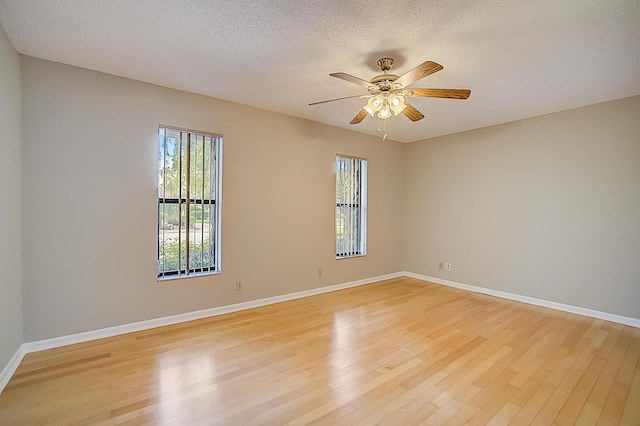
[309,57,471,125]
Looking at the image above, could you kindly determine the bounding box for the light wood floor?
[1,277,639,425]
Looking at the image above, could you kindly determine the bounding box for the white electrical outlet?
[236,280,243,291]
[445,263,451,271]
[317,269,323,278]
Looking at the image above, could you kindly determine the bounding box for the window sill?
[157,270,221,282]
[336,254,366,260]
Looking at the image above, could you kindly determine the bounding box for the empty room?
[0,1,639,424]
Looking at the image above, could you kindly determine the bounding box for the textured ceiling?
[1,0,639,143]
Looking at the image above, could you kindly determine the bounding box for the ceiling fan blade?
[330,72,373,88]
[309,94,367,106]
[409,88,471,99]
[350,109,368,124]
[394,61,443,88]
[402,102,425,122]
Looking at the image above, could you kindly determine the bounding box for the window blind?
[158,126,222,278]
[335,155,367,258]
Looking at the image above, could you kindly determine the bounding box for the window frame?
[335,154,367,259]
[157,125,223,280]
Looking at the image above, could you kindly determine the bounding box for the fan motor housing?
[370,74,399,85]
[370,74,399,93]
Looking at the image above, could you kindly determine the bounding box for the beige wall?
[404,96,640,319]
[0,24,23,369]
[20,56,405,341]
[12,54,640,347]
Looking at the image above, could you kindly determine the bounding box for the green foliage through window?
[158,127,222,278]
[336,155,367,258]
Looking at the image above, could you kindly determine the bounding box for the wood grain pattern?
[349,109,368,125]
[329,72,372,88]
[1,277,638,425]
[402,102,425,122]
[394,61,443,88]
[410,88,471,100]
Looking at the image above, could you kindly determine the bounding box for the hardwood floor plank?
[486,401,521,425]
[509,375,555,424]
[620,362,640,425]
[0,277,638,425]
[553,355,606,425]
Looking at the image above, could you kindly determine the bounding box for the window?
[157,126,222,278]
[335,155,367,258]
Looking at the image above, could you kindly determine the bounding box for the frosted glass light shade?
[364,95,384,117]
[388,94,406,115]
[378,103,392,119]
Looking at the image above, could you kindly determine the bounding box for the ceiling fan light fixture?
[363,93,405,119]
[310,57,470,129]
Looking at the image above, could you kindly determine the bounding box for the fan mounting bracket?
[377,58,394,71]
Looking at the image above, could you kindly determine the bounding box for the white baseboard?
[0,345,26,394]
[1,272,399,394]
[21,272,403,355]
[403,272,640,328]
[4,270,638,394]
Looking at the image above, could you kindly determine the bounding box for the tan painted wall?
[15,54,640,345]
[404,96,640,318]
[0,24,23,371]
[20,56,404,341]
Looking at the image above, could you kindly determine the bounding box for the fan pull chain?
[377,118,388,141]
